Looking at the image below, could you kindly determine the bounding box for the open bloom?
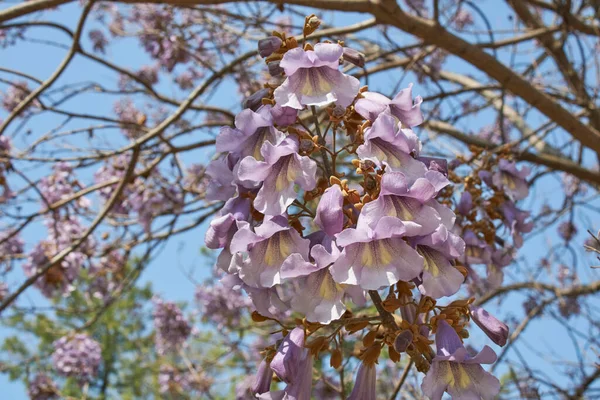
[230,215,310,288]
[480,159,529,201]
[358,171,448,236]
[237,136,317,216]
[259,328,314,400]
[205,155,237,201]
[216,106,285,161]
[355,84,424,127]
[280,234,361,323]
[356,112,427,180]
[460,230,492,265]
[499,200,533,248]
[273,43,360,109]
[330,216,424,290]
[412,225,465,298]
[421,320,500,399]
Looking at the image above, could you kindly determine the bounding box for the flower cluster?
[38,162,90,211]
[0,135,13,202]
[152,297,192,355]
[158,364,212,395]
[202,19,509,399]
[22,217,95,298]
[450,153,533,291]
[195,276,252,330]
[27,373,59,400]
[1,80,39,114]
[0,230,24,273]
[94,154,183,231]
[51,334,102,381]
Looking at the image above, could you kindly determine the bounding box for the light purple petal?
[315,185,344,236]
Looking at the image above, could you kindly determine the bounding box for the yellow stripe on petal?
[361,244,375,267]
[377,240,393,265]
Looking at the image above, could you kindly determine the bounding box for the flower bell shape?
[314,184,345,236]
[236,136,317,216]
[204,155,237,201]
[273,43,360,109]
[499,200,533,248]
[347,361,377,400]
[355,84,424,127]
[270,105,298,127]
[216,106,285,161]
[280,235,356,324]
[493,159,530,201]
[411,225,465,298]
[358,171,448,237]
[356,112,427,180]
[421,320,500,399]
[469,305,509,347]
[460,230,492,265]
[260,327,314,400]
[330,216,424,290]
[251,359,273,395]
[230,215,310,288]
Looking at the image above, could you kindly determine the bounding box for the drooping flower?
[52,334,102,381]
[273,43,360,109]
[270,104,298,126]
[230,215,310,288]
[493,159,530,201]
[314,184,345,236]
[469,305,509,346]
[216,106,285,161]
[258,36,283,58]
[280,234,359,324]
[421,320,500,399]
[499,200,533,248]
[356,112,427,179]
[251,359,273,396]
[347,361,377,400]
[358,171,448,236]
[204,155,237,201]
[354,84,424,127]
[236,136,317,216]
[412,225,465,298]
[456,191,473,216]
[260,327,314,400]
[330,216,424,290]
[152,297,192,355]
[460,230,492,265]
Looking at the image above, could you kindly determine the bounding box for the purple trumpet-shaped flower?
[242,88,271,111]
[486,249,513,289]
[330,217,424,290]
[221,272,290,319]
[358,171,449,237]
[230,215,310,288]
[314,184,345,236]
[270,105,298,127]
[421,320,500,400]
[252,359,273,395]
[273,43,360,109]
[469,305,509,347]
[236,136,317,216]
[492,159,530,201]
[347,361,377,400]
[499,200,533,248]
[280,235,359,324]
[356,112,427,180]
[216,106,285,161]
[204,155,237,202]
[412,225,465,298]
[259,328,314,400]
[460,230,492,265]
[355,84,424,127]
[205,196,251,250]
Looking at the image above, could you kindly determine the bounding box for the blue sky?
[1,1,598,398]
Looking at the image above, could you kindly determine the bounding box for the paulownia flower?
[216,106,285,161]
[330,216,424,290]
[314,184,344,236]
[273,43,360,109]
[356,112,427,180]
[280,234,363,324]
[358,171,448,237]
[355,84,424,127]
[469,305,509,347]
[258,328,314,400]
[237,136,317,216]
[421,320,500,399]
[230,215,310,288]
[412,225,465,298]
